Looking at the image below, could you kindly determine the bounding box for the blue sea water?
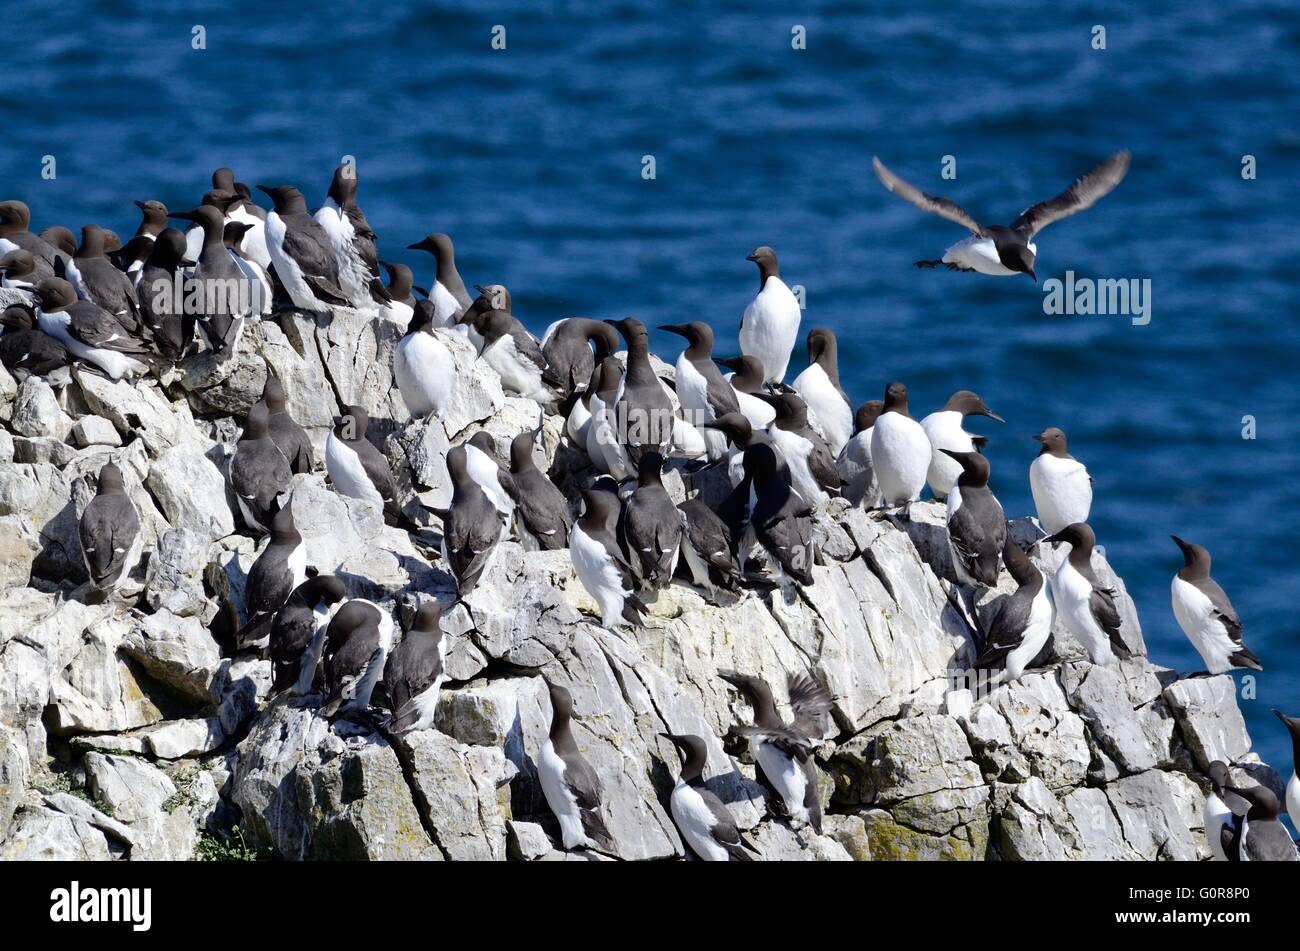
[4,1,1298,775]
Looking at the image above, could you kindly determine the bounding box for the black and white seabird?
[1221,784,1299,862]
[1204,761,1240,862]
[78,462,142,597]
[325,405,404,526]
[1273,710,1300,832]
[660,321,741,462]
[718,669,831,832]
[224,221,273,315]
[565,362,601,446]
[124,199,169,276]
[617,451,683,590]
[541,318,620,399]
[714,354,777,429]
[569,487,646,629]
[464,290,556,404]
[33,278,150,379]
[270,574,347,697]
[920,390,1004,500]
[64,225,141,323]
[744,442,817,586]
[407,232,473,328]
[0,249,38,291]
[1029,427,1092,534]
[464,431,516,525]
[257,184,349,312]
[231,402,292,533]
[699,410,773,487]
[440,444,503,596]
[584,356,630,480]
[237,501,307,648]
[870,381,931,507]
[676,497,742,597]
[973,536,1052,686]
[837,400,884,507]
[314,164,387,311]
[756,391,841,504]
[941,448,1006,588]
[383,600,448,734]
[0,200,63,280]
[378,261,416,325]
[135,228,196,362]
[503,429,572,550]
[738,246,800,383]
[394,300,456,421]
[1169,536,1261,674]
[211,168,271,269]
[1043,522,1132,665]
[660,732,759,861]
[872,151,1131,278]
[320,598,394,716]
[168,204,251,354]
[0,304,69,376]
[607,317,673,472]
[538,681,616,853]
[262,376,314,474]
[792,328,852,456]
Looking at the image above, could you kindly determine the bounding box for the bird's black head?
[327,164,358,205]
[411,599,446,635]
[1042,522,1096,552]
[605,316,647,345]
[942,390,1004,422]
[223,221,255,249]
[0,200,30,232]
[97,462,126,495]
[853,400,885,434]
[699,412,752,447]
[0,249,36,279]
[332,405,370,439]
[939,447,990,487]
[1207,760,1231,796]
[379,261,413,298]
[882,381,910,415]
[1033,427,1069,457]
[1000,243,1037,281]
[1170,535,1211,577]
[658,321,712,352]
[255,185,305,213]
[34,278,77,312]
[308,574,348,606]
[407,232,455,265]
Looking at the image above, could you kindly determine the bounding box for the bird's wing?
[1200,577,1244,644]
[696,786,753,859]
[973,593,1030,669]
[79,500,135,585]
[384,641,443,730]
[872,157,987,235]
[1011,150,1131,236]
[282,220,338,279]
[68,303,150,354]
[1089,585,1132,658]
[731,724,815,761]
[786,671,832,740]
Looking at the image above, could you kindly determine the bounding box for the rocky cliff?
[0,295,1279,861]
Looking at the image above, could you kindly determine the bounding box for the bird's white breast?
[670,781,729,861]
[943,235,1017,276]
[395,332,454,419]
[752,736,809,826]
[325,433,383,506]
[538,739,586,848]
[921,410,973,498]
[1029,453,1092,534]
[739,277,800,383]
[871,412,931,504]
[793,363,851,455]
[1171,576,1235,673]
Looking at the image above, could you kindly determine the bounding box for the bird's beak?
[1041,531,1063,544]
[745,252,759,262]
[255,185,272,196]
[1031,433,1044,442]
[658,324,686,337]
[406,241,424,250]
[938,447,963,461]
[133,200,148,211]
[983,409,1006,423]
[716,670,742,688]
[1170,535,1189,553]
[1027,269,1038,283]
[168,210,196,222]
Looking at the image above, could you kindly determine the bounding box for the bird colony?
[0,158,1294,862]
